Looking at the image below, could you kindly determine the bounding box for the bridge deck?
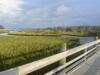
[60,50,100,75]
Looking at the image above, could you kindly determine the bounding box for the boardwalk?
[59,50,100,75]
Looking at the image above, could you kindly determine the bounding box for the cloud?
[0,0,99,29]
[18,7,52,23]
[0,0,23,17]
[56,5,70,16]
[21,5,71,23]
[0,1,71,27]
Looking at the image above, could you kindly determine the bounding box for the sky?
[0,0,100,29]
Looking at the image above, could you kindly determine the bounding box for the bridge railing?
[0,39,100,75]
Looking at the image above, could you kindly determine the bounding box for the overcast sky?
[0,0,100,29]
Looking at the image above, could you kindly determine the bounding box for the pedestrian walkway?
[68,50,100,75]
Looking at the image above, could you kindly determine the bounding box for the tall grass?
[0,36,79,71]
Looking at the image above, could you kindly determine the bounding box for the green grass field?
[8,30,88,36]
[0,36,79,71]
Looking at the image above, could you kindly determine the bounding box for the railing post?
[59,43,67,65]
[96,36,99,40]
[84,48,87,62]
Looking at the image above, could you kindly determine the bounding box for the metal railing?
[0,39,100,75]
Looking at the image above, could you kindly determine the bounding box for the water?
[61,35,96,44]
[80,37,96,44]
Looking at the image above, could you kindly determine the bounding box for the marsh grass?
[0,36,79,71]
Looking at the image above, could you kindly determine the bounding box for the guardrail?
[0,39,100,75]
